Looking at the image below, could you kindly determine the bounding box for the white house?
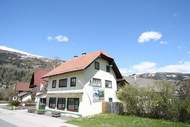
[43,51,126,116]
[14,82,32,102]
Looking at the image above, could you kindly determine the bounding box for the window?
[95,61,100,70]
[70,77,76,87]
[57,98,66,110]
[106,65,110,72]
[109,98,113,102]
[67,98,79,112]
[49,97,56,109]
[59,78,67,87]
[52,80,56,88]
[105,80,112,88]
[40,98,46,105]
[92,78,101,87]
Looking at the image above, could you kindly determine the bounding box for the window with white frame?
[70,77,76,87]
[49,97,56,109]
[95,61,100,70]
[59,78,67,87]
[57,98,66,110]
[92,78,102,87]
[105,80,112,88]
[67,98,79,112]
[106,65,110,72]
[52,80,56,88]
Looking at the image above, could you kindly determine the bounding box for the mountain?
[0,46,63,88]
[125,72,190,88]
[0,45,42,58]
[136,72,190,81]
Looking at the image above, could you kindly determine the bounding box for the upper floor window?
[59,78,67,87]
[52,80,56,88]
[70,77,76,87]
[106,65,110,72]
[92,78,101,87]
[95,61,100,70]
[105,80,112,88]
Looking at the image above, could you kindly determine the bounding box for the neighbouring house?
[43,51,126,116]
[14,82,31,102]
[29,68,51,109]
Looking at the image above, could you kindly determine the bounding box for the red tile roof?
[15,82,30,91]
[43,51,123,79]
[29,68,51,88]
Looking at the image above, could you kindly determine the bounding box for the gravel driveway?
[0,108,78,127]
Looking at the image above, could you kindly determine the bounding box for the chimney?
[81,52,86,55]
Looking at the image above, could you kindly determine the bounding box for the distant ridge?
[129,72,190,81]
[0,45,63,88]
[0,45,43,58]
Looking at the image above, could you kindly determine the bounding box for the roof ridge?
[42,50,117,78]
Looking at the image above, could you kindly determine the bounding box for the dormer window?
[52,80,56,88]
[106,65,110,72]
[95,61,100,70]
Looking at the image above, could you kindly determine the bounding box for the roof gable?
[29,68,51,88]
[16,82,30,91]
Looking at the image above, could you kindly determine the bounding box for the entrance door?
[67,98,79,112]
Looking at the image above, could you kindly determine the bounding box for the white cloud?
[119,68,131,76]
[48,35,69,42]
[160,41,168,45]
[123,61,190,74]
[47,36,53,40]
[132,62,157,74]
[138,31,162,43]
[158,62,190,73]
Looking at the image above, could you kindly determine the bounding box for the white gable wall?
[79,57,118,116]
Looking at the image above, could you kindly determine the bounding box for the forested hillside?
[0,49,63,88]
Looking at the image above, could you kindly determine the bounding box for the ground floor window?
[49,97,56,109]
[109,98,113,102]
[40,98,46,105]
[57,98,66,110]
[67,98,79,112]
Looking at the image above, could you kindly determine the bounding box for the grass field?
[67,114,190,127]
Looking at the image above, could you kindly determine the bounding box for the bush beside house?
[117,80,190,123]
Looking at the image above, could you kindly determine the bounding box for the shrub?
[37,109,45,114]
[9,100,20,107]
[39,103,46,109]
[117,81,190,122]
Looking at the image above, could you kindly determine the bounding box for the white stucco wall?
[47,57,119,116]
[22,95,32,102]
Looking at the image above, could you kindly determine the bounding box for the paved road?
[0,108,77,127]
[0,119,17,127]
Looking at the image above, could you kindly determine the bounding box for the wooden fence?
[102,102,124,114]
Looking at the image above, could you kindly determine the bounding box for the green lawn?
[67,114,190,127]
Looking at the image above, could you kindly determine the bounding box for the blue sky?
[0,0,190,74]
